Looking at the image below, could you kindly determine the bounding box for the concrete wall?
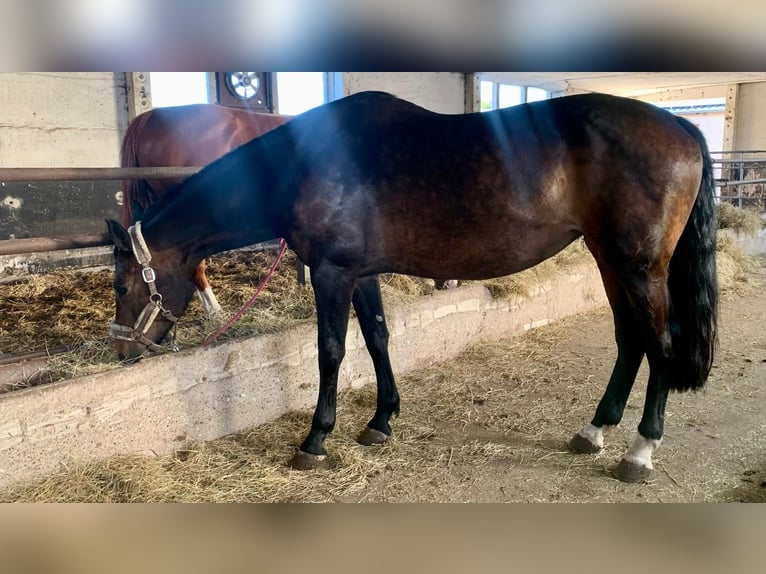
[733,82,766,150]
[0,72,128,239]
[727,227,766,256]
[0,72,129,168]
[0,261,608,487]
[343,72,466,113]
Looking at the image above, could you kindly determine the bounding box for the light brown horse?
[108,91,718,482]
[120,104,290,314]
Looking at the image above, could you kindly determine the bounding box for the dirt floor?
[344,280,766,503]
[2,263,764,502]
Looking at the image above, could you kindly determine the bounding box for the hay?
[46,339,121,382]
[0,250,319,377]
[175,250,317,346]
[378,273,435,311]
[0,270,115,358]
[715,234,762,294]
[716,202,763,236]
[484,238,592,299]
[0,387,444,502]
[0,250,436,364]
[484,235,763,301]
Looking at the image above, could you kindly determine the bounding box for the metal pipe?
[711,158,766,164]
[0,166,201,182]
[0,346,70,366]
[716,178,766,187]
[0,233,112,256]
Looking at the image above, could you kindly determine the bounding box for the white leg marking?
[622,434,662,470]
[197,288,222,315]
[577,423,605,449]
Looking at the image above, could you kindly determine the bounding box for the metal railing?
[711,151,766,210]
[0,166,202,256]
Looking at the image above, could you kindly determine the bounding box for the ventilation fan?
[226,72,261,99]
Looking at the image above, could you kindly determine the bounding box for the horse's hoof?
[613,459,652,483]
[288,450,330,471]
[357,426,390,446]
[568,433,602,454]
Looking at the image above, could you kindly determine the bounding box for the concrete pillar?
[206,72,218,104]
[464,73,480,113]
[126,72,152,119]
[732,82,766,151]
[722,85,739,152]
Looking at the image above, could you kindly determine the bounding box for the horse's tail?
[667,116,719,391]
[119,109,155,227]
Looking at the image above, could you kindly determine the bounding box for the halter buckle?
[141,267,156,283]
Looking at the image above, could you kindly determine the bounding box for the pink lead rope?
[202,238,289,348]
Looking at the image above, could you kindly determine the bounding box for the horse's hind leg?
[569,268,645,454]
[351,275,400,446]
[193,261,222,315]
[580,263,674,482]
[610,272,674,482]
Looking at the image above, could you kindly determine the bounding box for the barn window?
[480,80,549,111]
[148,72,341,115]
[149,72,210,107]
[274,72,327,115]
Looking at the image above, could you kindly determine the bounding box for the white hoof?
[197,288,223,316]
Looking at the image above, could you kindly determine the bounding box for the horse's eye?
[114,285,128,297]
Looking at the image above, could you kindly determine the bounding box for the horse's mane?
[119,109,156,227]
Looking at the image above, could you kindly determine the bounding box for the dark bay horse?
[120,104,290,314]
[106,91,718,483]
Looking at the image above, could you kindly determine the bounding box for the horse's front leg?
[352,275,400,446]
[192,261,222,315]
[289,262,356,471]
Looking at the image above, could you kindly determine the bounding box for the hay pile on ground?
[716,234,761,295]
[716,202,764,236]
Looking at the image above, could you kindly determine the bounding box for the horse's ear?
[105,219,131,252]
